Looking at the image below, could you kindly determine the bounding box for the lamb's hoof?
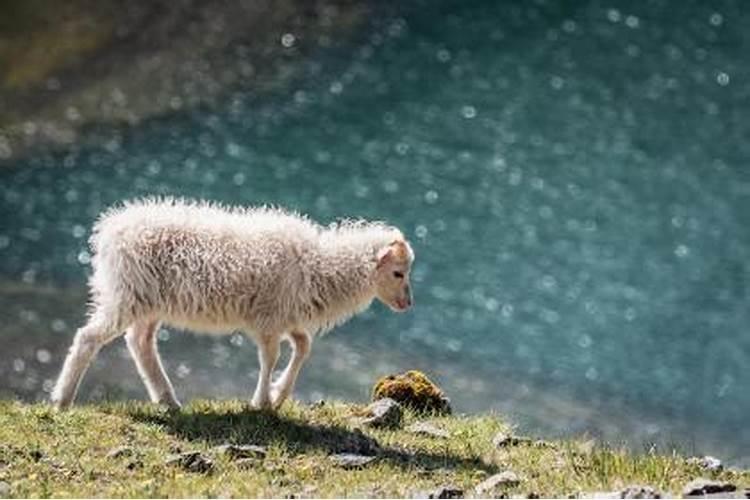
[159,397,182,411]
[50,397,71,411]
[164,403,182,413]
[268,387,286,409]
[250,397,273,411]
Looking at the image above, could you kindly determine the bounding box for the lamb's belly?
[161,314,247,335]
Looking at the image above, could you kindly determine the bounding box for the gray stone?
[0,481,10,497]
[620,485,661,499]
[475,471,522,495]
[360,398,403,429]
[339,428,380,455]
[429,485,464,498]
[407,421,450,439]
[412,485,465,499]
[235,457,262,469]
[493,432,534,448]
[301,484,318,497]
[329,453,377,469]
[682,478,736,497]
[106,445,135,459]
[582,492,618,499]
[126,459,143,470]
[686,456,723,472]
[214,444,268,460]
[492,432,555,450]
[583,485,662,499]
[165,451,214,474]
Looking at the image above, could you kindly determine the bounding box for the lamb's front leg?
[270,331,311,409]
[251,333,280,410]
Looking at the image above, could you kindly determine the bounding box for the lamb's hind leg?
[270,331,311,409]
[51,313,124,409]
[125,320,181,409]
[251,334,280,410]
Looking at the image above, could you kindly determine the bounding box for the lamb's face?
[374,239,414,312]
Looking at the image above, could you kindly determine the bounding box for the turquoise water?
[2,1,750,464]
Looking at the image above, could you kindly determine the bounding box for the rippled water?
[2,0,749,464]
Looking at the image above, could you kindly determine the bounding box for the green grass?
[0,399,747,498]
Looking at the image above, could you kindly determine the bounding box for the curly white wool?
[90,198,401,335]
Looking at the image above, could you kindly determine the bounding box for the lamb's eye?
[393,271,404,279]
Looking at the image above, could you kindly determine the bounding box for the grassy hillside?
[0,399,747,498]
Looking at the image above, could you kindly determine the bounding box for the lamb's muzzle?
[51,197,415,410]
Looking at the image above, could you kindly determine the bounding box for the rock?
[686,456,723,472]
[329,453,377,469]
[620,485,661,498]
[165,451,214,474]
[214,444,268,460]
[126,459,143,471]
[106,445,135,459]
[429,485,464,498]
[682,478,736,497]
[412,485,465,499]
[235,457,262,469]
[493,432,554,449]
[359,398,403,429]
[415,467,452,478]
[407,421,450,439]
[475,471,522,495]
[0,481,9,497]
[493,432,533,448]
[338,428,380,455]
[301,485,318,496]
[372,370,452,415]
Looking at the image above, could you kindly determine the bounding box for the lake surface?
[2,0,749,465]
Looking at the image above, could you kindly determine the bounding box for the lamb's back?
[93,199,318,251]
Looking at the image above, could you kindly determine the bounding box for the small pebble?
[126,459,143,471]
[165,451,214,474]
[686,455,722,472]
[337,428,380,455]
[214,444,268,460]
[359,398,403,429]
[493,432,533,448]
[620,485,661,499]
[106,445,135,459]
[475,471,522,495]
[428,485,464,498]
[329,453,377,469]
[407,421,450,439]
[682,478,736,497]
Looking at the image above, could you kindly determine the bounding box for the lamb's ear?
[390,239,410,259]
[376,245,393,269]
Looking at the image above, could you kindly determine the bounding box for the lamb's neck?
[314,243,378,307]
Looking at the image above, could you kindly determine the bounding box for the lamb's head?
[374,239,414,312]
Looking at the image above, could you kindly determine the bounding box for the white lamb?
[51,197,414,410]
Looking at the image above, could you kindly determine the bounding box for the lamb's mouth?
[391,298,411,311]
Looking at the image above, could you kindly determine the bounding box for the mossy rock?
[371,370,452,415]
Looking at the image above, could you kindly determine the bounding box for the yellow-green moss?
[372,370,452,415]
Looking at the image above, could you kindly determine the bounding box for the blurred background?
[1,0,749,465]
